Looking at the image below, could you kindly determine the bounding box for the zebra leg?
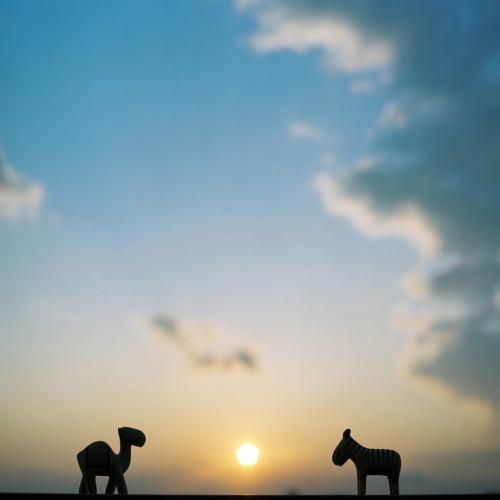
[389,475,400,496]
[79,476,87,494]
[357,474,366,496]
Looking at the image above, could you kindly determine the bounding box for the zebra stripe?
[345,438,399,468]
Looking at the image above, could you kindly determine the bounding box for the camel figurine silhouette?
[77,426,146,495]
[332,429,401,496]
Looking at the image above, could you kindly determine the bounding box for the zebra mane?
[348,436,364,448]
[346,436,366,459]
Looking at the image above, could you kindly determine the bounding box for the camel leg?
[83,473,97,495]
[105,476,117,495]
[389,475,400,496]
[115,473,128,495]
[357,474,366,496]
[79,476,87,494]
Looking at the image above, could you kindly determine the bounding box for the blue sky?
[1,0,500,494]
[0,0,409,342]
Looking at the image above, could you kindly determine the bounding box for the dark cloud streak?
[151,314,258,373]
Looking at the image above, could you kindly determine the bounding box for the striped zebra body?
[332,429,401,496]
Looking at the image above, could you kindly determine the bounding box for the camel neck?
[119,440,132,471]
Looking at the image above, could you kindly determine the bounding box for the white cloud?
[349,79,377,95]
[378,101,407,129]
[320,151,336,167]
[0,150,44,222]
[494,288,500,311]
[47,210,62,227]
[289,120,326,143]
[391,303,432,336]
[354,155,378,172]
[234,0,262,12]
[401,271,430,299]
[242,0,500,416]
[312,171,440,257]
[246,5,393,75]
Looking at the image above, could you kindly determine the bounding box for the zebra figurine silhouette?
[332,429,401,496]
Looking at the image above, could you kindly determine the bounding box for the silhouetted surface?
[77,427,146,495]
[1,494,498,499]
[332,429,401,496]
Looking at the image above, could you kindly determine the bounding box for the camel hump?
[84,441,112,468]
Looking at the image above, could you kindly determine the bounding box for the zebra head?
[332,428,353,466]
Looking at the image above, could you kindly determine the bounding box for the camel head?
[332,428,352,466]
[118,427,146,447]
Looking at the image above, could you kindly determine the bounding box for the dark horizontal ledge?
[1,494,499,499]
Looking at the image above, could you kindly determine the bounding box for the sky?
[1,0,500,494]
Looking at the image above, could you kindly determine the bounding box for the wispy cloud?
[241,1,393,75]
[242,0,500,416]
[312,171,440,258]
[150,314,258,373]
[0,149,44,221]
[348,79,377,95]
[320,151,336,167]
[376,100,407,130]
[288,121,326,143]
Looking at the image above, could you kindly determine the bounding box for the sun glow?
[236,443,260,466]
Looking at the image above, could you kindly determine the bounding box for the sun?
[236,443,260,466]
